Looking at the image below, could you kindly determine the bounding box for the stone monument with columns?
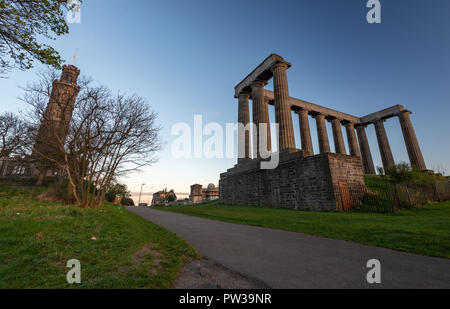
[219,54,428,211]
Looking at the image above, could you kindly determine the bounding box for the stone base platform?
[219,150,365,211]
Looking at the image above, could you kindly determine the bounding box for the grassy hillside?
[155,201,450,259]
[0,185,198,289]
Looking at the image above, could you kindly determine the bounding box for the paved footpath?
[127,207,450,289]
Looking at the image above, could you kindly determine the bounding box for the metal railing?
[337,180,450,213]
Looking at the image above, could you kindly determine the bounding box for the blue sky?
[1,0,449,194]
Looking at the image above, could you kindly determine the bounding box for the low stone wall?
[219,151,365,211]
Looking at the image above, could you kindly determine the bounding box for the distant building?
[190,184,203,204]
[190,183,219,204]
[151,188,177,206]
[0,157,35,178]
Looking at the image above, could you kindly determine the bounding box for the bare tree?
[0,112,28,158]
[62,90,162,208]
[22,69,162,208]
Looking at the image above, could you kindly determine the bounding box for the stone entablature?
[359,105,404,125]
[235,54,291,99]
[264,89,361,124]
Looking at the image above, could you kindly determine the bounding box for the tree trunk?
[67,180,75,204]
[36,168,47,186]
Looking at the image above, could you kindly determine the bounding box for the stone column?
[297,109,313,156]
[345,123,361,157]
[271,62,295,151]
[314,114,331,153]
[237,91,251,163]
[251,80,271,157]
[356,125,376,174]
[398,111,426,170]
[330,118,346,154]
[374,119,396,171]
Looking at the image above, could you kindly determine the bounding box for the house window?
[12,165,26,175]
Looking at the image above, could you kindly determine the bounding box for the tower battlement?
[60,65,80,84]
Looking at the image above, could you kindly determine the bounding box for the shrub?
[105,183,131,203]
[121,197,135,206]
[379,163,440,184]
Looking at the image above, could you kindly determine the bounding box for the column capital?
[296,109,310,116]
[251,79,268,89]
[344,122,356,128]
[313,113,326,120]
[237,91,251,100]
[271,61,290,73]
[398,110,412,117]
[330,117,342,124]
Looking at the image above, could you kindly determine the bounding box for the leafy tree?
[105,183,131,203]
[0,0,82,76]
[120,197,135,206]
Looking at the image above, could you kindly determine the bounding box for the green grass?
[155,201,450,259]
[364,174,384,186]
[0,185,198,289]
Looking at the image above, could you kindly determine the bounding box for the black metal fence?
[337,180,450,213]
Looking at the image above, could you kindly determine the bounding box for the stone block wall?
[219,151,365,211]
